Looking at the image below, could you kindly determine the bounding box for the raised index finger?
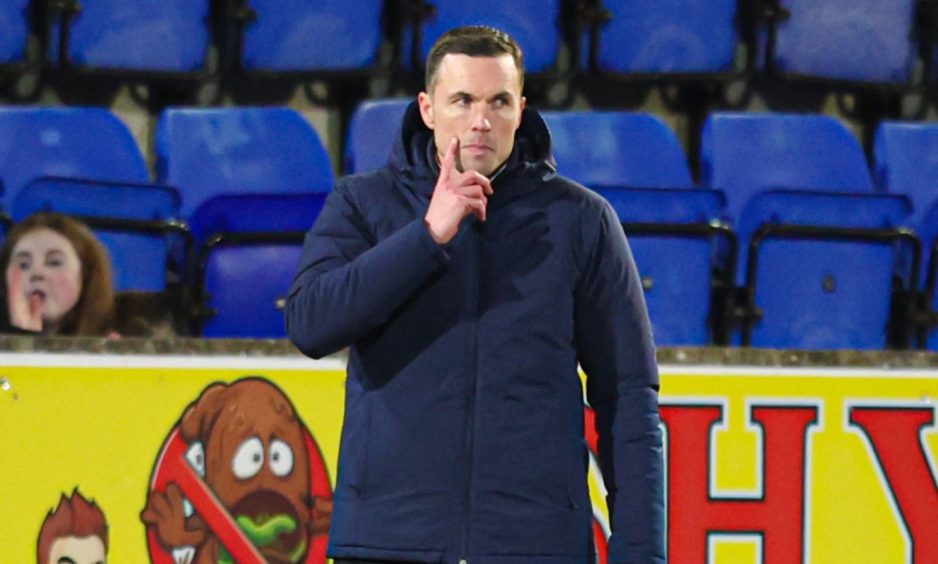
[440,137,460,181]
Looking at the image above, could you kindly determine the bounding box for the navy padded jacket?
[287,102,664,564]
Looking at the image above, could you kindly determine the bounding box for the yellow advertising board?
[1,354,937,563]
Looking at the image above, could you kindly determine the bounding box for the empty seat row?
[1,0,933,102]
[3,102,938,350]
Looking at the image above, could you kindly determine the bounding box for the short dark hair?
[425,25,524,92]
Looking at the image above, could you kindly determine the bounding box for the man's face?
[47,535,106,564]
[419,53,526,177]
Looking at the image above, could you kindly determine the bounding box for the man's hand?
[6,264,41,332]
[424,137,494,245]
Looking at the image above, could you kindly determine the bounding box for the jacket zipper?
[461,222,483,563]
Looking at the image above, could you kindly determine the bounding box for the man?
[287,25,664,564]
[37,490,108,564]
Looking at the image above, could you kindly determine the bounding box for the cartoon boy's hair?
[37,489,108,564]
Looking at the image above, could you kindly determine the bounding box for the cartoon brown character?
[37,489,108,564]
[141,377,332,564]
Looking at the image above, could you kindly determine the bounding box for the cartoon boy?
[37,489,108,564]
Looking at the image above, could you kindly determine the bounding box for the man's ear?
[516,96,526,129]
[418,92,434,129]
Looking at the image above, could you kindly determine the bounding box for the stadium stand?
[0,0,30,67]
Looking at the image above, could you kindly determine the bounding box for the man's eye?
[48,259,63,267]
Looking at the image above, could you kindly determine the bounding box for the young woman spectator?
[0,212,115,336]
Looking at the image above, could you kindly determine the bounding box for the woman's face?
[7,228,82,325]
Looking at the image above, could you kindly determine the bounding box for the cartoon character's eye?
[232,437,264,479]
[269,439,294,477]
[185,441,205,477]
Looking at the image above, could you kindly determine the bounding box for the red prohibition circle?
[145,424,333,564]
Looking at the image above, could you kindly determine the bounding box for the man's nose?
[470,105,492,131]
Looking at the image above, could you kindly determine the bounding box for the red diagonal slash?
[157,429,267,564]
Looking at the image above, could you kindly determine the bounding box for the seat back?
[417,0,561,73]
[541,110,694,188]
[596,0,738,74]
[345,98,411,174]
[740,191,913,350]
[0,0,30,64]
[241,0,383,71]
[12,177,182,291]
[63,0,211,72]
[155,107,334,220]
[0,107,149,210]
[770,0,918,84]
[201,240,301,338]
[191,193,326,338]
[700,112,874,223]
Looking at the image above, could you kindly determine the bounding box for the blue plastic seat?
[541,110,694,188]
[240,0,383,72]
[542,110,730,345]
[345,98,411,174]
[594,0,738,75]
[736,190,914,350]
[874,121,938,348]
[0,107,150,210]
[59,0,212,73]
[12,177,183,291]
[700,112,874,227]
[416,0,561,73]
[190,193,326,338]
[0,0,30,65]
[767,0,918,84]
[155,107,334,220]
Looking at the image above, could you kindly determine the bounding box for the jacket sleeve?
[286,181,449,358]
[575,201,665,564]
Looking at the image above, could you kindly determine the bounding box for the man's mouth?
[29,290,46,302]
[462,142,492,154]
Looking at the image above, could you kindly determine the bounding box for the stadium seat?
[701,112,915,349]
[765,0,919,85]
[415,0,562,73]
[874,121,938,348]
[155,107,334,220]
[55,0,212,74]
[190,193,326,338]
[542,110,731,345]
[700,112,874,229]
[0,107,150,210]
[592,0,738,76]
[238,0,383,73]
[735,190,914,350]
[345,98,411,174]
[0,0,30,66]
[541,110,694,188]
[12,177,185,291]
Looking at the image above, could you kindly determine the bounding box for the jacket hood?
[388,100,557,191]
